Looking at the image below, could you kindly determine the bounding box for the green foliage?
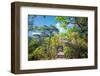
[63,46,73,58]
[59,33,66,38]
[56,16,70,24]
[56,16,69,30]
[29,46,48,60]
[50,34,60,47]
[28,34,60,60]
[47,34,60,59]
[63,26,88,58]
[48,46,57,59]
[28,37,39,54]
[28,16,88,60]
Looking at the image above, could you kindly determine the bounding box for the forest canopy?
[28,15,88,60]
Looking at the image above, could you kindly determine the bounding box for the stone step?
[57,52,64,58]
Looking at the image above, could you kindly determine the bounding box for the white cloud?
[56,22,66,33]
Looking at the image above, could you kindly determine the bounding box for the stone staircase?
[57,46,64,58]
[57,51,64,58]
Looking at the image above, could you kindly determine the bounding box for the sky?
[28,15,66,36]
[28,15,57,26]
[28,15,81,37]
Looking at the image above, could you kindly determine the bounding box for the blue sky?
[28,15,67,35]
[28,15,81,37]
[28,15,57,26]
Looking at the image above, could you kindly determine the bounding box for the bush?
[63,26,88,59]
[28,46,48,60]
[28,37,39,53]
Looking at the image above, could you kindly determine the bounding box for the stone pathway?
[57,51,64,58]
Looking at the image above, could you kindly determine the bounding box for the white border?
[20,6,95,70]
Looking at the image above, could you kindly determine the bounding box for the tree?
[28,45,48,60]
[56,16,88,58]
